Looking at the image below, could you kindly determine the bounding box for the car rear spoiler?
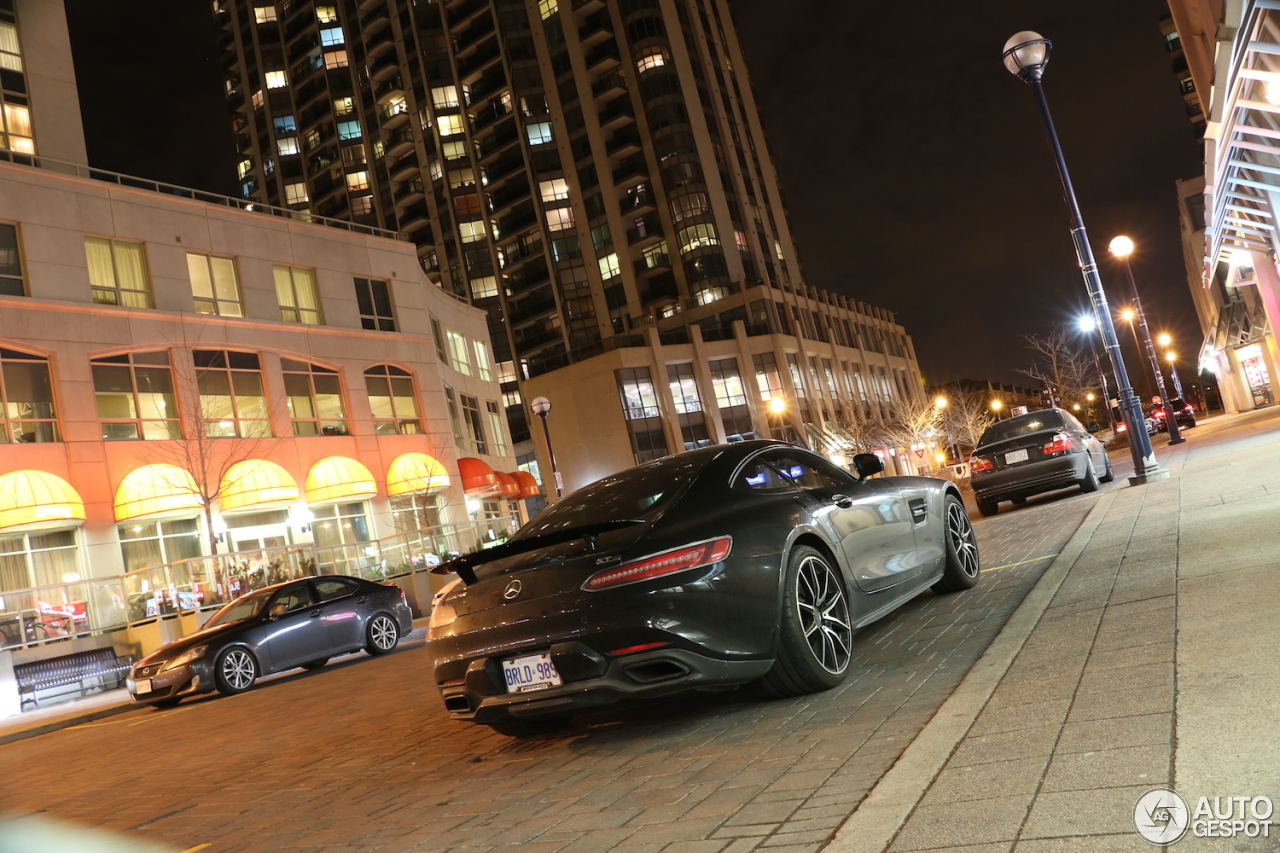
[431,519,645,585]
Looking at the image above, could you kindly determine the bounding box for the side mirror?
[853,453,884,480]
[268,602,288,620]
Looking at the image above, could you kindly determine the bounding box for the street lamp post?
[1158,334,1186,399]
[1078,315,1117,433]
[529,396,562,499]
[1003,32,1166,483]
[1109,237,1184,446]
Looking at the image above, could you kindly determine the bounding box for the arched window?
[282,359,348,436]
[364,365,421,435]
[91,351,180,440]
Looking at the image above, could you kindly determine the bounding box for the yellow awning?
[305,456,378,506]
[0,470,86,533]
[386,452,450,496]
[218,459,300,512]
[113,464,204,522]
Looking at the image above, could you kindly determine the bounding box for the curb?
[824,491,1117,853]
[0,626,430,747]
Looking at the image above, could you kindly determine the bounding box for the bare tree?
[882,393,945,461]
[1017,329,1096,408]
[939,387,996,454]
[832,413,890,455]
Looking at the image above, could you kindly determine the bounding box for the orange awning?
[511,470,542,499]
[386,452,450,496]
[305,456,378,506]
[457,457,500,495]
[114,464,203,521]
[493,471,521,499]
[219,459,300,512]
[0,470,86,533]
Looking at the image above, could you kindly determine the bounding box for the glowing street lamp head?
[991,399,1003,411]
[1079,315,1097,333]
[1121,308,1135,322]
[1166,351,1177,362]
[768,396,786,414]
[934,396,947,409]
[1086,392,1096,401]
[1158,333,1171,347]
[1002,31,1050,82]
[1109,235,1134,258]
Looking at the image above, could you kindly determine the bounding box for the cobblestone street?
[0,489,1103,853]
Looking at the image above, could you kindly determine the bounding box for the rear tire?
[933,495,980,594]
[761,545,852,698]
[365,613,399,655]
[214,647,258,696]
[976,497,999,517]
[488,717,569,738]
[1099,456,1115,483]
[1079,462,1100,493]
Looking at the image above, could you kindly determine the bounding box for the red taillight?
[582,537,732,591]
[610,641,671,656]
[1042,433,1074,456]
[1154,409,1166,418]
[1184,404,1194,413]
[969,456,993,474]
[1117,423,1128,432]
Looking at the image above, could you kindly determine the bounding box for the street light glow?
[934,396,947,409]
[1109,235,1134,258]
[1167,351,1177,362]
[1079,315,1097,333]
[1158,333,1171,346]
[991,399,1003,410]
[768,397,786,414]
[1121,308,1135,322]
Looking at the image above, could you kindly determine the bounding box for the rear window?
[977,411,1064,447]
[514,453,707,540]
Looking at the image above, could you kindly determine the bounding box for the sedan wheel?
[214,648,258,695]
[365,614,400,656]
[761,545,852,698]
[933,495,981,593]
[1079,461,1100,493]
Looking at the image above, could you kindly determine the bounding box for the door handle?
[356,597,367,604]
[831,494,853,509]
[309,610,321,618]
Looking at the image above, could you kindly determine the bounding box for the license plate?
[1005,449,1029,464]
[134,679,152,695]
[501,653,562,694]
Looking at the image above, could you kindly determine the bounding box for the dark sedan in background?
[426,440,980,737]
[969,408,1112,516]
[1148,398,1197,431]
[127,575,412,707]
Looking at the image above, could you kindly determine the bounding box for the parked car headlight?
[161,645,208,672]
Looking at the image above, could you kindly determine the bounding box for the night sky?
[64,0,1204,388]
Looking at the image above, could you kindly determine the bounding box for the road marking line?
[980,554,1057,573]
[181,845,210,852]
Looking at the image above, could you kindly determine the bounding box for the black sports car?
[426,440,979,737]
[126,575,413,707]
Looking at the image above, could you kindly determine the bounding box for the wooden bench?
[14,648,132,711]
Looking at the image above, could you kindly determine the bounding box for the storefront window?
[311,502,370,548]
[0,529,80,592]
[390,493,444,532]
[117,518,203,573]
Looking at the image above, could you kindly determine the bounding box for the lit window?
[334,96,354,116]
[285,182,309,204]
[473,340,493,380]
[642,241,669,269]
[447,330,472,375]
[486,400,507,455]
[187,253,244,317]
[346,170,370,191]
[194,350,271,438]
[351,195,373,216]
[775,239,784,260]
[677,223,720,253]
[598,252,620,279]
[546,207,575,231]
[735,230,748,251]
[0,223,24,296]
[282,358,347,436]
[272,114,296,132]
[470,276,498,300]
[459,220,486,243]
[526,122,553,145]
[1,348,60,443]
[461,394,488,454]
[252,90,264,109]
[431,86,460,109]
[0,103,33,154]
[637,48,668,73]
[384,96,408,119]
[0,23,25,72]
[539,178,569,202]
[85,237,153,308]
[429,158,443,182]
[437,114,466,136]
[538,0,558,19]
[669,192,709,223]
[263,155,275,174]
[448,167,475,188]
[273,264,324,325]
[304,128,321,149]
[276,136,299,156]
[366,365,421,434]
[337,120,361,140]
[316,5,338,23]
[442,140,468,160]
[253,6,277,23]
[354,277,396,331]
[237,159,253,178]
[498,361,518,384]
[341,143,365,165]
[265,70,288,89]
[324,50,349,69]
[320,27,344,46]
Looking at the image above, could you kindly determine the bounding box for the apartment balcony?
[359,4,390,33]
[634,253,672,277]
[626,218,663,245]
[457,38,501,80]
[488,180,531,215]
[509,294,559,326]
[620,186,656,216]
[640,274,679,304]
[372,77,403,104]
[597,96,634,130]
[399,201,430,231]
[380,101,411,130]
[393,178,425,206]
[366,28,395,58]
[455,16,497,56]
[369,52,401,82]
[606,127,642,158]
[572,0,606,13]
[591,69,627,100]
[584,42,620,73]
[358,0,385,12]
[445,0,488,25]
[477,120,519,161]
[389,152,419,181]
[577,13,613,49]
[385,127,416,158]
[611,156,647,186]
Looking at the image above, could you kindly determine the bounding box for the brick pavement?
[0,487,1099,853]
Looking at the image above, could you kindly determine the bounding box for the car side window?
[1061,411,1087,432]
[734,457,799,493]
[273,584,313,612]
[761,450,855,490]
[313,578,357,603]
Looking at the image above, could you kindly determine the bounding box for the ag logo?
[1134,788,1190,845]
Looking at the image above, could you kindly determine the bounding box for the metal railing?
[0,517,516,652]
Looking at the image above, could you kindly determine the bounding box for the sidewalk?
[829,406,1280,852]
[0,620,431,747]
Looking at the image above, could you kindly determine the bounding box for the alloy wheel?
[370,615,397,650]
[795,555,852,674]
[947,502,980,579]
[221,649,255,690]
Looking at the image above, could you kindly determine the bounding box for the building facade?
[1165,0,1280,411]
[0,0,86,164]
[216,0,926,487]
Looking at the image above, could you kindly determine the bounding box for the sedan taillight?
[582,537,732,591]
[969,456,994,474]
[1042,433,1074,456]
